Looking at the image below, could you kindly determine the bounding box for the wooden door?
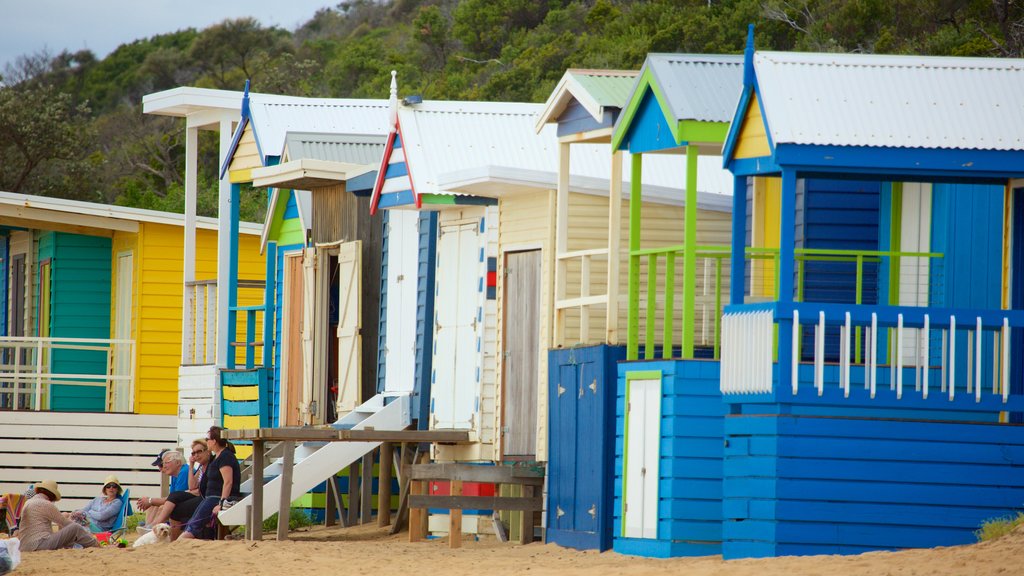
[336,240,362,414]
[432,221,481,430]
[113,253,133,412]
[623,377,660,539]
[300,248,316,424]
[501,250,541,458]
[384,210,419,393]
[283,254,305,426]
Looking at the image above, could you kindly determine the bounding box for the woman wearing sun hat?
[17,480,98,551]
[71,475,124,532]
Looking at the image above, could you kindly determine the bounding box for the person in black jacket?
[179,426,240,540]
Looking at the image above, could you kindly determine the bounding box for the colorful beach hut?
[534,68,734,551]
[0,191,262,510]
[719,40,1024,558]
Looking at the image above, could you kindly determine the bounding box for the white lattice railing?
[720,309,774,394]
[0,336,135,412]
[183,279,217,366]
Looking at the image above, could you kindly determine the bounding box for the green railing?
[626,246,944,361]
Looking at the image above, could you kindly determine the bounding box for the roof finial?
[388,70,398,133]
[743,24,755,88]
[242,79,251,119]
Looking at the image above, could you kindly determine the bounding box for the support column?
[681,145,699,358]
[607,150,622,344]
[626,154,643,360]
[777,168,798,389]
[216,119,235,368]
[730,174,747,305]
[181,126,198,364]
[553,142,570,347]
[262,242,277,425]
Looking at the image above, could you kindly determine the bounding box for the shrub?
[976,512,1024,542]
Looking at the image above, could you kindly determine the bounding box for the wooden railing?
[182,279,265,366]
[553,248,612,346]
[0,336,135,412]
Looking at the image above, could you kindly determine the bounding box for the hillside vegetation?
[1,0,1021,221]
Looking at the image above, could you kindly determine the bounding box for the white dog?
[132,523,171,548]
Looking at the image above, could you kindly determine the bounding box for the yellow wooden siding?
[559,193,732,350]
[495,191,554,462]
[734,94,771,159]
[134,224,266,416]
[228,125,261,175]
[752,177,781,299]
[110,231,140,412]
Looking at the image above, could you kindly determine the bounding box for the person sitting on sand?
[69,476,124,532]
[142,439,211,540]
[178,426,240,540]
[17,480,97,551]
[138,450,189,529]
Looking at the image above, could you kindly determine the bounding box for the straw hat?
[102,475,123,495]
[36,479,62,501]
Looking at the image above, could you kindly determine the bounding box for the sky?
[0,0,336,71]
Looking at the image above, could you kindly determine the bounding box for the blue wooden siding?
[620,90,677,154]
[723,415,1024,559]
[376,211,389,394]
[547,345,626,551]
[930,183,1003,388]
[414,212,438,428]
[556,99,615,138]
[1012,186,1024,416]
[614,360,726,558]
[47,232,112,412]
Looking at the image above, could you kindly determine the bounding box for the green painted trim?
[277,217,305,247]
[645,254,656,360]
[625,370,662,381]
[611,68,680,151]
[627,154,642,360]
[678,120,729,145]
[419,194,457,205]
[267,189,291,243]
[681,145,698,359]
[714,257,722,359]
[888,182,904,307]
[662,252,675,360]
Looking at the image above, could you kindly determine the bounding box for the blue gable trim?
[385,162,409,179]
[775,144,1024,181]
[348,170,378,197]
[378,190,416,209]
[623,90,682,154]
[283,191,299,219]
[730,156,781,176]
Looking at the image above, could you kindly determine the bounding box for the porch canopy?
[721,29,1024,411]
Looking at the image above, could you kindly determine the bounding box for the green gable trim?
[277,215,305,247]
[267,189,292,243]
[420,194,457,205]
[678,120,729,146]
[612,67,677,151]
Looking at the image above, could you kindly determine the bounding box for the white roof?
[0,191,262,234]
[398,100,733,204]
[248,94,390,162]
[754,51,1024,151]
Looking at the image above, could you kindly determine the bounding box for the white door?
[114,252,133,412]
[432,221,481,430]
[623,377,661,539]
[384,211,420,393]
[336,240,362,414]
[898,183,932,364]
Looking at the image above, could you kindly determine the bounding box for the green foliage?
[125,511,145,532]
[977,512,1024,542]
[261,508,314,532]
[0,0,1020,214]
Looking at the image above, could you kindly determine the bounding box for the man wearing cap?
[17,480,97,551]
[138,450,188,529]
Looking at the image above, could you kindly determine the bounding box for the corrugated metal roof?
[754,51,1024,151]
[644,54,744,123]
[398,100,732,202]
[248,94,391,159]
[283,132,387,165]
[569,69,638,108]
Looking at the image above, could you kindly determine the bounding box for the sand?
[8,523,1023,576]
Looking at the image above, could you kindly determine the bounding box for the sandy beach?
[8,522,1022,576]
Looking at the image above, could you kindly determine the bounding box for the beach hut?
[605,54,743,558]
[0,191,262,510]
[718,35,1024,558]
[534,68,734,551]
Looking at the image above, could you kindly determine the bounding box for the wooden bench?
[408,463,544,548]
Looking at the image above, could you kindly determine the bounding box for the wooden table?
[222,427,471,541]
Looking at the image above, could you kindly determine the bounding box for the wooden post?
[276,440,294,541]
[360,451,373,524]
[251,439,264,541]
[607,149,623,344]
[347,462,360,526]
[390,443,418,535]
[377,442,393,526]
[448,479,462,549]
[520,485,534,545]
[408,478,426,542]
[553,142,570,347]
[627,153,643,360]
[324,473,338,527]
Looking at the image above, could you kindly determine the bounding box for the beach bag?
[0,537,21,575]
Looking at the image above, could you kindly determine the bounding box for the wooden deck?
[222,427,471,443]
